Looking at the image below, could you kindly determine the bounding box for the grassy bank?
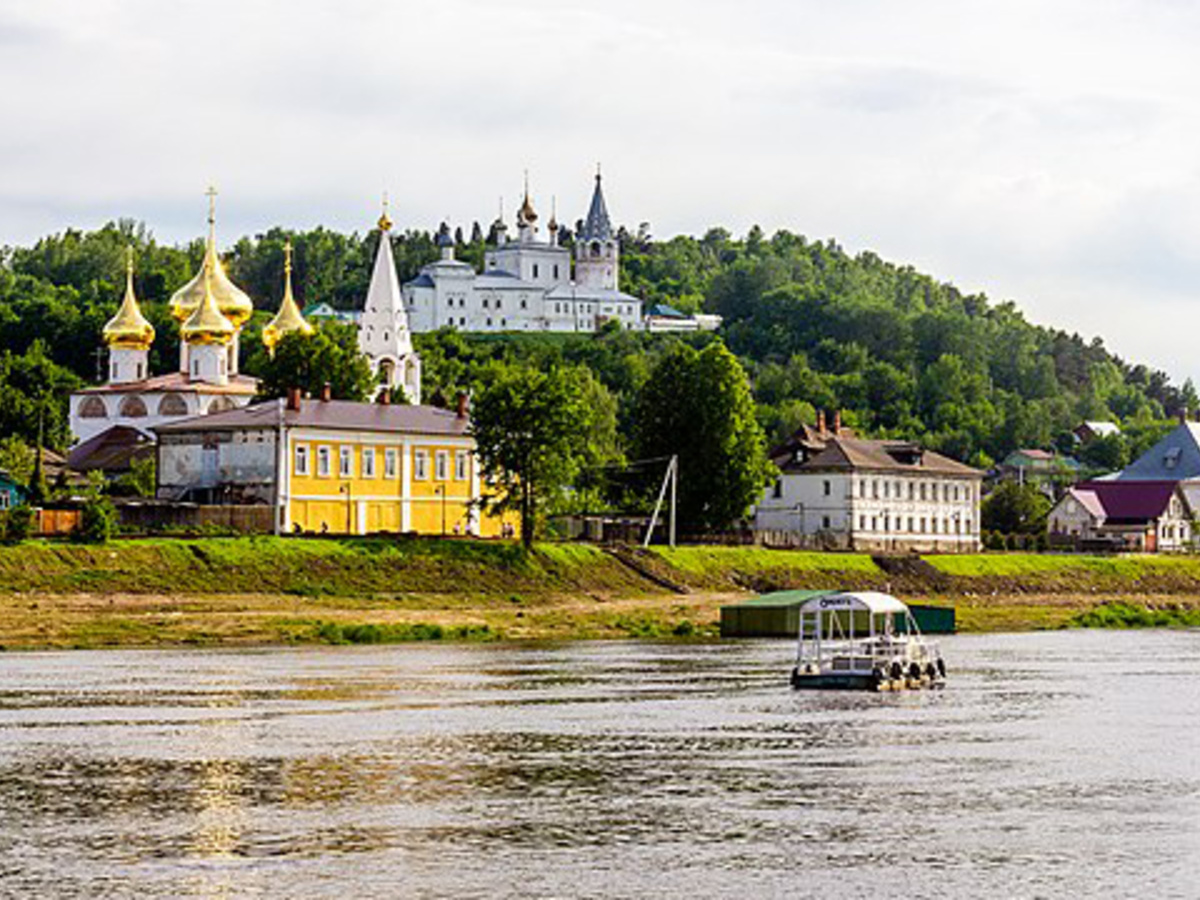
[4,538,1200,649]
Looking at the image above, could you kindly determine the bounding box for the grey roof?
[406,273,435,288]
[782,435,982,477]
[155,398,470,438]
[544,285,641,304]
[580,174,613,242]
[476,271,540,290]
[1116,422,1200,481]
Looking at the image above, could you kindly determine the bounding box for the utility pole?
[643,455,679,549]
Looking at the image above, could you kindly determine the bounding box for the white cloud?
[2,0,1200,381]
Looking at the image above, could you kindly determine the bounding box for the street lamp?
[340,482,352,534]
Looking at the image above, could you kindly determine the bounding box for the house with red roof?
[1047,480,1192,552]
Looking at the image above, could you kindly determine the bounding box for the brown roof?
[76,372,258,396]
[782,436,982,477]
[68,425,156,472]
[155,398,471,438]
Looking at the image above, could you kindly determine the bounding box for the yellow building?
[155,390,509,537]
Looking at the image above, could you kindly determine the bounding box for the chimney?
[320,382,332,403]
[456,391,469,419]
[378,388,391,405]
[286,386,301,411]
[833,409,842,435]
[816,409,826,437]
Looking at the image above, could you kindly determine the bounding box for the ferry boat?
[790,591,946,691]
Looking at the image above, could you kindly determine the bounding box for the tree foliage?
[981,482,1052,535]
[470,361,608,548]
[255,322,375,402]
[632,343,775,532]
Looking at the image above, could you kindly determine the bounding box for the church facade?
[403,173,644,333]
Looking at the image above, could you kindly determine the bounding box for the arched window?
[379,360,395,386]
[207,396,236,414]
[158,393,188,416]
[119,396,148,418]
[79,396,108,419]
[590,241,601,258]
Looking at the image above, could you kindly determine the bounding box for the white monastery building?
[753,414,984,553]
[404,172,647,333]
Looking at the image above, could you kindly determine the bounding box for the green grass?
[0,536,646,598]
[295,620,502,644]
[1070,601,1200,629]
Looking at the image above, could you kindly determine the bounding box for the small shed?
[720,589,954,637]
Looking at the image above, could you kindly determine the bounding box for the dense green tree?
[981,482,1052,535]
[470,361,603,548]
[632,342,774,532]
[254,322,375,402]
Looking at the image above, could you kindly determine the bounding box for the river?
[1,631,1198,898]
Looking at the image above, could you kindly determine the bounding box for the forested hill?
[0,219,1189,467]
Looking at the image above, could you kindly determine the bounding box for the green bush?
[984,531,1005,551]
[73,497,117,544]
[0,505,35,545]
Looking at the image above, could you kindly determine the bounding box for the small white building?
[753,417,983,552]
[358,207,422,403]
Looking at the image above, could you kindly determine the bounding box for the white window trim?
[339,446,354,478]
[384,448,398,479]
[435,450,449,481]
[362,448,376,479]
[414,449,429,480]
[317,445,332,477]
[294,444,309,476]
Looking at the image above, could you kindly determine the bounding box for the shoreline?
[0,588,1193,651]
[4,537,1200,650]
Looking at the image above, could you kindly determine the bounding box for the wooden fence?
[116,503,275,535]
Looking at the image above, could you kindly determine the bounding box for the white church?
[403,172,645,333]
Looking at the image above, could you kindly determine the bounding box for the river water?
[1,631,1198,899]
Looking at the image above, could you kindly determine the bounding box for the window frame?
[317,445,332,477]
[362,447,376,479]
[435,450,449,481]
[384,448,398,479]
[339,446,354,478]
[454,450,468,481]
[414,449,429,481]
[294,444,310,476]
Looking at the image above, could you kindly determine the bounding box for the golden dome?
[103,248,155,350]
[169,190,254,327]
[262,241,314,355]
[378,192,393,232]
[181,267,236,346]
[517,172,537,224]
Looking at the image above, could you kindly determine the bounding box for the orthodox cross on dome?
[205,185,218,226]
[284,238,293,275]
[379,190,393,232]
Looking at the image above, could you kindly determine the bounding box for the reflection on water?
[2,632,1200,897]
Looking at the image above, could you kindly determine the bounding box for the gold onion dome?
[103,249,155,350]
[262,241,314,354]
[181,267,236,346]
[169,189,254,327]
[378,192,393,232]
[518,192,537,225]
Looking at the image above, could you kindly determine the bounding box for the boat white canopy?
[798,591,909,615]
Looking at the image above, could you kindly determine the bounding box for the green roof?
[733,589,837,608]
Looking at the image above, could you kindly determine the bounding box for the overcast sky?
[3,0,1200,382]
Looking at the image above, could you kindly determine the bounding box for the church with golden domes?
[69,189,425,460]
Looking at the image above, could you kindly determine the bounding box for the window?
[920,517,927,532]
[362,448,376,478]
[339,446,353,477]
[455,451,468,481]
[553,265,559,279]
[521,299,527,309]
[482,298,489,309]
[294,444,310,476]
[822,515,831,529]
[414,449,428,480]
[773,479,783,499]
[907,516,913,532]
[435,450,448,481]
[872,480,879,499]
[932,518,938,534]
[158,393,188,416]
[823,480,831,496]
[486,318,493,327]
[859,515,866,530]
[533,264,539,278]
[79,397,107,419]
[883,481,890,499]
[119,396,147,418]
[920,483,927,501]
[496,298,502,310]
[385,448,398,479]
[909,482,915,500]
[317,446,331,477]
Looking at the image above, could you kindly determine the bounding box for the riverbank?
[2,537,1200,649]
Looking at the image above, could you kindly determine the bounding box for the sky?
[2,0,1200,382]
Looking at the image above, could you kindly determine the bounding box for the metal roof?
[1116,422,1200,481]
[800,591,910,615]
[155,398,470,437]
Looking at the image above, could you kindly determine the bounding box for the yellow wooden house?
[155,392,511,537]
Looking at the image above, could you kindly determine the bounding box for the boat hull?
[790,667,945,692]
